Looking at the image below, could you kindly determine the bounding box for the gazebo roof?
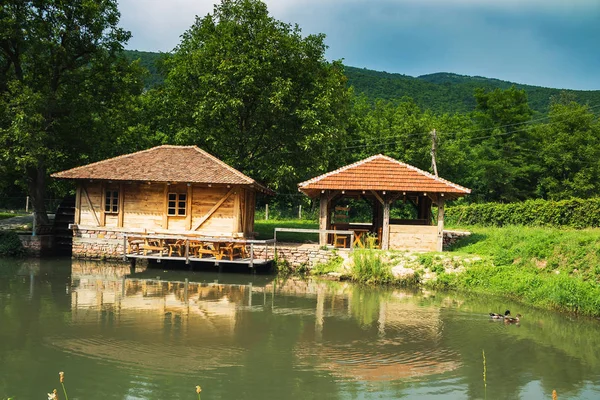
[298,154,470,199]
[52,145,273,194]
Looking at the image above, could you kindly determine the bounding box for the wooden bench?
[142,238,168,256]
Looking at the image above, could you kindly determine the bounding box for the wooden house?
[298,154,470,252]
[52,145,272,259]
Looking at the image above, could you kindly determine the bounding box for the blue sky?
[118,0,600,90]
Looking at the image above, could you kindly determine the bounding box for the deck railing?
[273,228,356,250]
[123,233,276,267]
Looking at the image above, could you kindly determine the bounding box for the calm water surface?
[1,258,600,399]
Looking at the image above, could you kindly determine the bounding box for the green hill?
[123,50,600,114]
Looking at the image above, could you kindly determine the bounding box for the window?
[105,190,119,214]
[167,193,187,216]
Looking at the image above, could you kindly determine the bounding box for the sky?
[118,0,600,90]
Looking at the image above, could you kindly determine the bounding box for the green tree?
[157,0,350,192]
[535,98,600,199]
[0,0,144,228]
[465,87,537,202]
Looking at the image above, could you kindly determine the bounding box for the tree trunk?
[27,165,50,233]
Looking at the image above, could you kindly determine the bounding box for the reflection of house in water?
[64,262,459,381]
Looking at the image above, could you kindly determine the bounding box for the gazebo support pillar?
[437,198,445,251]
[319,194,330,246]
[382,200,390,250]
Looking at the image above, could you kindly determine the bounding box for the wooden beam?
[193,187,235,231]
[74,186,81,225]
[327,190,339,202]
[437,198,445,252]
[319,194,330,245]
[82,185,100,226]
[118,183,125,228]
[382,200,390,250]
[100,182,106,227]
[371,190,385,205]
[163,184,169,229]
[233,188,241,233]
[185,184,192,230]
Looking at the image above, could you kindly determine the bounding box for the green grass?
[0,212,25,220]
[254,219,318,243]
[438,226,600,316]
[351,249,394,284]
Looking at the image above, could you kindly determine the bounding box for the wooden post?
[319,194,329,246]
[25,196,29,213]
[100,182,106,226]
[437,197,445,252]
[265,204,269,220]
[118,183,125,228]
[250,242,254,268]
[162,184,169,229]
[186,184,192,231]
[298,204,302,219]
[74,186,81,224]
[431,129,438,177]
[233,189,240,233]
[382,199,390,250]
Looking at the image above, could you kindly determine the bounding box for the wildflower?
[196,385,202,394]
[48,389,58,400]
[59,371,65,383]
[552,390,558,400]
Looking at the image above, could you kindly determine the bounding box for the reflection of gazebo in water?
[298,155,470,251]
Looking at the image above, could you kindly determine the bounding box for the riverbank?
[300,225,600,317]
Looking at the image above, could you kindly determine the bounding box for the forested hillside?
[3,0,600,228]
[124,50,600,115]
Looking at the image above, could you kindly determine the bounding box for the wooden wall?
[388,225,438,252]
[77,182,257,237]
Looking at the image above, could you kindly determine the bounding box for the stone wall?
[443,230,471,249]
[72,228,125,260]
[19,235,54,256]
[254,243,341,268]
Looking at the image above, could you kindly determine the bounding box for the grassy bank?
[256,219,600,316]
[437,226,600,316]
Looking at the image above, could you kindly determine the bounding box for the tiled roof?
[52,145,272,193]
[298,154,470,197]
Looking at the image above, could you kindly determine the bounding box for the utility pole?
[430,128,438,177]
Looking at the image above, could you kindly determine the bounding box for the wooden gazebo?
[298,155,470,252]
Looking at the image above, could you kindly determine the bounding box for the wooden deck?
[123,233,276,267]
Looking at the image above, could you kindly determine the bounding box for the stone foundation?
[19,234,54,256]
[72,227,125,260]
[254,243,342,268]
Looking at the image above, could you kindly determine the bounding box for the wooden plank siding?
[76,182,256,237]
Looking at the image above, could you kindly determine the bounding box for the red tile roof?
[52,145,272,193]
[298,154,470,198]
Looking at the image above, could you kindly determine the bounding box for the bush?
[351,250,394,284]
[0,231,25,256]
[446,197,600,228]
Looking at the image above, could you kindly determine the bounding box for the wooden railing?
[123,233,276,267]
[273,228,356,250]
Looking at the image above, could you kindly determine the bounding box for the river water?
[1,258,600,400]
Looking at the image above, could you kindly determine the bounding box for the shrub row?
[446,198,600,228]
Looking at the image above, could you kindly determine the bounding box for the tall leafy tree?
[0,0,144,228]
[535,97,600,199]
[466,87,536,202]
[158,0,350,192]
